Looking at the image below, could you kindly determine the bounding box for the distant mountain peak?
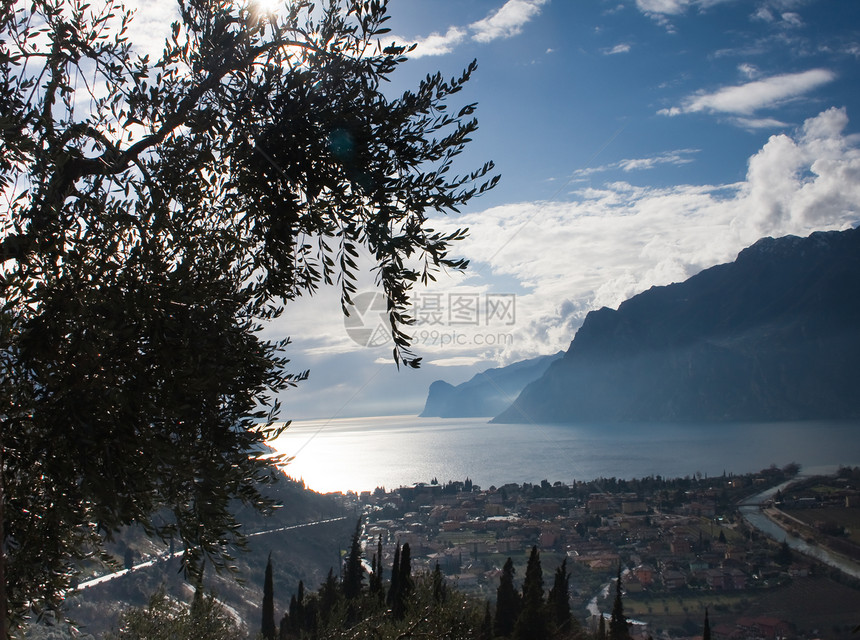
[419,352,564,418]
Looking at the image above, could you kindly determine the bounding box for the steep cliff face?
[419,352,564,418]
[493,228,860,423]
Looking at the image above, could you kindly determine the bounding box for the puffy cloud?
[660,69,836,117]
[470,0,549,43]
[741,106,860,236]
[382,0,547,59]
[404,27,468,58]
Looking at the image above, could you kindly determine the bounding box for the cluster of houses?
[330,474,807,600]
[320,468,859,639]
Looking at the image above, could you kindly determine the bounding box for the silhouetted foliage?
[609,567,630,640]
[319,569,339,627]
[392,542,413,620]
[514,546,547,640]
[479,601,493,640]
[369,536,384,599]
[262,554,276,640]
[0,0,496,627]
[548,558,572,636]
[597,614,607,640]
[495,557,521,637]
[104,589,239,640]
[387,543,401,610]
[432,562,447,605]
[342,518,365,600]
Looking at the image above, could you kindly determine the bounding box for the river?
[739,477,860,579]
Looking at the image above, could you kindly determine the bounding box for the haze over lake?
[271,416,860,494]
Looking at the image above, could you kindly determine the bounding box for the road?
[74,516,347,591]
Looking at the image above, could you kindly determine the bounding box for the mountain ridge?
[493,227,860,423]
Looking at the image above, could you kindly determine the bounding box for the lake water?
[270,415,860,494]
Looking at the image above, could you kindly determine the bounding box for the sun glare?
[249,0,285,16]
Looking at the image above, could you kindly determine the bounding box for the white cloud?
[738,63,760,79]
[406,27,468,58]
[383,0,547,59]
[660,68,836,117]
[427,356,490,367]
[635,0,693,15]
[635,0,738,14]
[573,149,699,177]
[603,43,632,55]
[440,108,860,361]
[781,12,803,27]
[470,0,549,43]
[733,116,790,129]
[753,7,775,22]
[127,0,179,59]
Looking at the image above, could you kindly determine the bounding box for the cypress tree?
[261,554,276,640]
[514,545,548,640]
[287,580,307,636]
[387,543,401,608]
[319,568,339,625]
[432,562,446,604]
[295,581,306,633]
[287,595,298,635]
[494,557,520,637]
[279,613,289,640]
[343,517,365,600]
[548,558,572,635]
[391,542,413,619]
[399,543,413,599]
[479,601,493,640]
[703,607,711,640]
[609,566,630,640]
[369,535,384,598]
[597,615,607,640]
[303,597,319,636]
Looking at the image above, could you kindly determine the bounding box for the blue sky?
[132,0,860,419]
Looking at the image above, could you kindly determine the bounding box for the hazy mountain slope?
[420,352,564,418]
[493,228,860,423]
